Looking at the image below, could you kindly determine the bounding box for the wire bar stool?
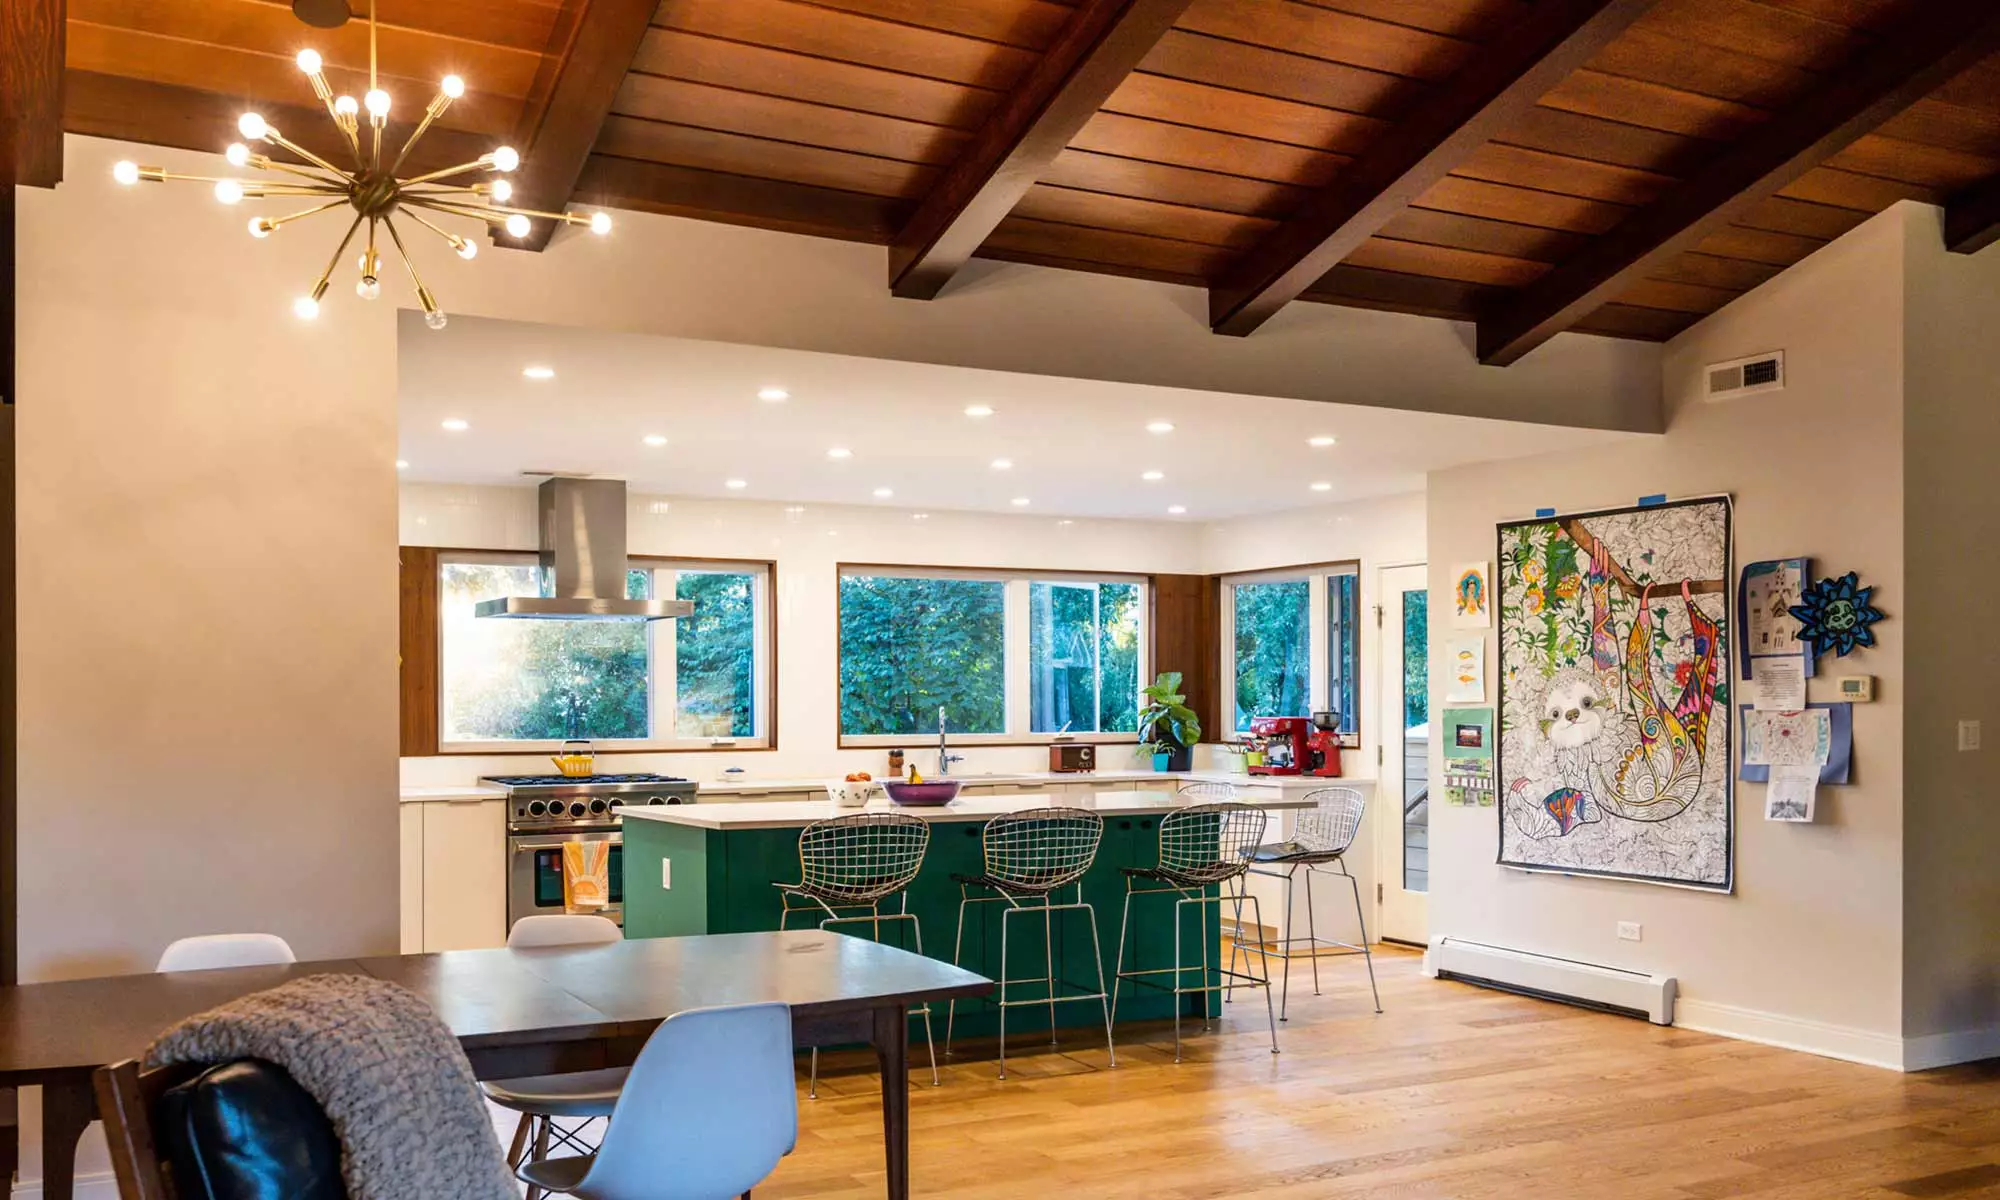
[776,811,937,1097]
[945,807,1116,1080]
[1227,786,1382,1020]
[1112,799,1279,1062]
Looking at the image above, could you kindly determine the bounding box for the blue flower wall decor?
[1789,572,1884,658]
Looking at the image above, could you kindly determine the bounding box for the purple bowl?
[881,780,963,807]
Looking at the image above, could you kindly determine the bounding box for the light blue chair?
[517,1001,798,1200]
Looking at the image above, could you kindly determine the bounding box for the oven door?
[508,830,624,929]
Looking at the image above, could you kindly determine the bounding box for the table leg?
[871,1004,909,1200]
[42,1076,96,1200]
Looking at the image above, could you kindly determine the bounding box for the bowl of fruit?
[880,773,962,807]
[829,772,876,808]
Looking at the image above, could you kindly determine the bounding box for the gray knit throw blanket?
[145,972,519,1200]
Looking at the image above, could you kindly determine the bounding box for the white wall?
[1425,206,1911,1067]
[1900,206,2000,1059]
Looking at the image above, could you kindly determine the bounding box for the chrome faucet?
[937,707,964,777]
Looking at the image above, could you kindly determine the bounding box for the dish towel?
[145,973,518,1200]
[562,839,612,912]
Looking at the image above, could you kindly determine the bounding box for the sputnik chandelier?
[109,0,609,329]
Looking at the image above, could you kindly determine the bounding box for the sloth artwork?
[1497,498,1732,890]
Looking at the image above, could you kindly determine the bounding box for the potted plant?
[1137,671,1201,772]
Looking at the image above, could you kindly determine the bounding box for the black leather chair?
[96,1057,347,1200]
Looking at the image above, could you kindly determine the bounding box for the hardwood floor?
[769,946,2000,1199]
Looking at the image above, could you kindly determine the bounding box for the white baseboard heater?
[1425,937,1676,1025]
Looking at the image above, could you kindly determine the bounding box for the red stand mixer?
[1247,712,1345,777]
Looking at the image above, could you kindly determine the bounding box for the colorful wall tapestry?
[1497,497,1733,891]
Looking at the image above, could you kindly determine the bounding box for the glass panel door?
[1377,564,1429,944]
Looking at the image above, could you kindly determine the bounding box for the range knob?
[646,795,667,806]
[606,798,625,810]
[588,798,608,815]
[568,801,587,819]
[527,800,548,817]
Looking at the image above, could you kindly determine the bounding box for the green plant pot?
[1153,747,1192,772]
[1245,751,1266,768]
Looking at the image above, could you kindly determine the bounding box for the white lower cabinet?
[418,799,507,952]
[399,804,424,954]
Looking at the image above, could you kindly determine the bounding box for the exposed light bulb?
[334,95,358,117]
[454,237,478,260]
[214,179,245,205]
[248,217,274,238]
[112,160,140,185]
[589,211,612,236]
[490,146,520,172]
[504,213,531,238]
[238,112,269,140]
[489,178,513,203]
[425,310,449,330]
[441,74,465,99]
[364,89,391,118]
[356,276,381,300]
[293,295,320,320]
[296,49,323,75]
[225,142,251,167]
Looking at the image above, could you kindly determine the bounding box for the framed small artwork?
[1452,561,1492,628]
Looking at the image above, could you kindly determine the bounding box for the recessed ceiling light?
[725,478,748,490]
[642,434,668,447]
[441,418,468,432]
[873,487,894,498]
[991,458,1013,470]
[1141,470,1165,482]
[394,459,409,470]
[912,513,930,521]
[1168,505,1187,515]
[964,404,994,418]
[1057,519,1075,527]
[1308,435,1337,448]
[1310,481,1333,492]
[784,505,807,514]
[827,447,853,460]
[1010,497,1030,507]
[522,365,555,380]
[1146,421,1175,434]
[758,387,789,402]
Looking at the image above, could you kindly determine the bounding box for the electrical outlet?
[1960,720,1982,752]
[661,859,672,890]
[1616,921,1642,942]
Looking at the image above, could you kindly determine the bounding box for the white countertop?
[401,769,1374,803]
[619,788,1315,830]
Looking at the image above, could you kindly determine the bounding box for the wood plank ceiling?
[25,0,2000,363]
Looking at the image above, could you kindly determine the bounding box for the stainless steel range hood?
[474,478,693,620]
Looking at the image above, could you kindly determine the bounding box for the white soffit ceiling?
[397,312,1638,521]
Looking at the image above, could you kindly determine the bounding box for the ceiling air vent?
[1705,351,1784,401]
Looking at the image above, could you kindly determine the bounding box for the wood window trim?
[399,546,779,757]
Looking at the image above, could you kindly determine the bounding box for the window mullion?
[1308,574,1329,715]
[1005,578,1031,736]
[655,569,679,742]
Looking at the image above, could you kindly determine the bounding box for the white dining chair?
[155,933,297,973]
[517,1002,797,1200]
[489,914,627,1199]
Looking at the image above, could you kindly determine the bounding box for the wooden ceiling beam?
[889,0,1194,300]
[502,0,660,253]
[576,154,910,244]
[1478,6,2000,366]
[1944,174,2000,256]
[1206,0,1658,338]
[2,0,63,187]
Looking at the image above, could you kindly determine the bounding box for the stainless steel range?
[487,773,699,928]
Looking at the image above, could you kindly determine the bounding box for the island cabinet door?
[1098,814,1218,1021]
[722,829,801,934]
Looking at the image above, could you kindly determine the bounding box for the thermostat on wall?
[1838,676,1875,702]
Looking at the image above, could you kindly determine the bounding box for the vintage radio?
[1049,743,1097,773]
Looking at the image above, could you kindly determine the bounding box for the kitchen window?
[438,554,773,751]
[1222,563,1361,745]
[837,567,1147,745]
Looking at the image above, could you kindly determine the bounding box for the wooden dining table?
[0,930,992,1200]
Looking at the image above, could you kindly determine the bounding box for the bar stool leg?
[946,888,970,1058]
[1196,888,1211,1031]
[1245,891,1279,1055]
[1110,885,1133,1027]
[904,898,941,1087]
[998,903,1012,1080]
[1305,867,1323,998]
[1225,882,1247,1005]
[1345,867,1384,1014]
[1080,894,1117,1068]
[1044,903,1058,1047]
[1278,868,1296,1022]
[1172,893,1186,1063]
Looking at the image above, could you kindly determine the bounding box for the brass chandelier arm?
[249,156,348,187]
[261,198,350,231]
[262,130,348,179]
[308,213,367,301]
[412,194,596,227]
[389,87,456,176]
[397,205,467,247]
[402,197,509,225]
[398,159,494,189]
[383,215,445,320]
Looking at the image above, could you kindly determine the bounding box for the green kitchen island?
[621,789,1312,1039]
